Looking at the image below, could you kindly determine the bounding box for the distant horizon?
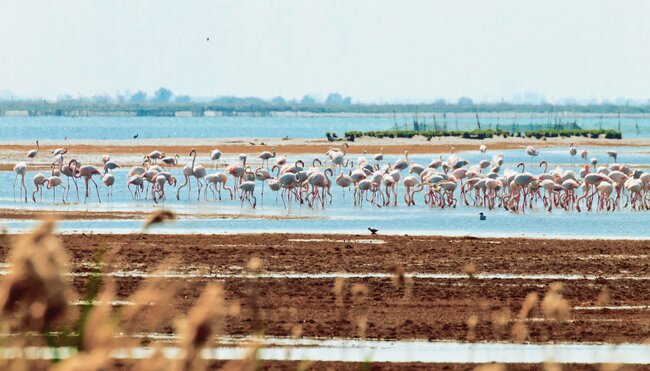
[1,89,649,107]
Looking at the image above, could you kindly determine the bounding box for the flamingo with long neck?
[70,159,102,203]
[13,162,28,203]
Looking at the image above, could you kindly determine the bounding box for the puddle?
[14,271,647,281]
[1,338,649,364]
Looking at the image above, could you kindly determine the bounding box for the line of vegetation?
[2,100,650,117]
[333,129,622,141]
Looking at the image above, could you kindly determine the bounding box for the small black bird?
[479,212,486,221]
[206,37,210,41]
[133,134,139,139]
[368,227,378,235]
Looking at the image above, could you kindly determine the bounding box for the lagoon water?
[0,115,648,141]
[1,147,649,238]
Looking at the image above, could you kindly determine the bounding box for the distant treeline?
[2,101,650,117]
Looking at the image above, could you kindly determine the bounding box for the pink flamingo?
[13,162,28,202]
[44,176,65,203]
[258,147,276,168]
[70,159,102,203]
[27,140,39,164]
[127,175,145,199]
[32,173,47,202]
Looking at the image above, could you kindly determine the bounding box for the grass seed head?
[541,283,571,322]
[0,219,73,331]
[518,292,540,319]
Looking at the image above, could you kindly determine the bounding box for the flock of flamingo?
[10,141,649,213]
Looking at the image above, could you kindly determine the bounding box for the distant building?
[4,110,29,117]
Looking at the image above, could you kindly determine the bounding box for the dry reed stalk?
[517,292,540,319]
[332,276,345,320]
[466,314,479,341]
[462,262,477,278]
[350,283,369,304]
[490,307,511,336]
[541,283,571,322]
[356,315,368,339]
[174,283,226,371]
[246,257,262,333]
[596,286,611,306]
[0,219,73,332]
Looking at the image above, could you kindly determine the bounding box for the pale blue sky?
[1,0,649,102]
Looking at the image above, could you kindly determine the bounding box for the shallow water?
[2,148,650,238]
[0,115,647,141]
[2,338,649,363]
[0,270,644,281]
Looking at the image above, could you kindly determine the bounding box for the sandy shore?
[2,233,647,345]
[0,136,642,170]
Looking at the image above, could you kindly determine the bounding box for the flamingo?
[393,151,409,171]
[127,175,145,199]
[238,181,257,208]
[607,150,618,163]
[160,155,179,170]
[210,149,222,169]
[189,149,207,200]
[102,173,115,201]
[60,160,80,202]
[32,173,47,202]
[581,149,588,161]
[479,144,487,154]
[44,176,65,203]
[205,172,233,200]
[373,147,384,162]
[147,150,164,164]
[70,159,102,203]
[258,147,276,168]
[27,140,39,163]
[13,162,28,202]
[569,143,577,166]
[525,146,539,166]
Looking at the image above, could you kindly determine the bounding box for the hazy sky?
[1,0,649,102]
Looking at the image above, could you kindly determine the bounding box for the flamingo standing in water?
[210,149,222,169]
[188,149,206,200]
[238,181,257,208]
[102,173,115,201]
[127,175,145,199]
[479,144,487,154]
[60,160,80,202]
[44,176,65,203]
[581,149,588,161]
[373,147,384,162]
[32,173,47,202]
[13,162,28,202]
[70,159,102,203]
[569,143,577,166]
[607,150,618,163]
[27,140,39,164]
[258,147,276,168]
[525,146,539,166]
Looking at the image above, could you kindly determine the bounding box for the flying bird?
[133,134,139,139]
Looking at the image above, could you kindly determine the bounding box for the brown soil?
[1,233,648,345]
